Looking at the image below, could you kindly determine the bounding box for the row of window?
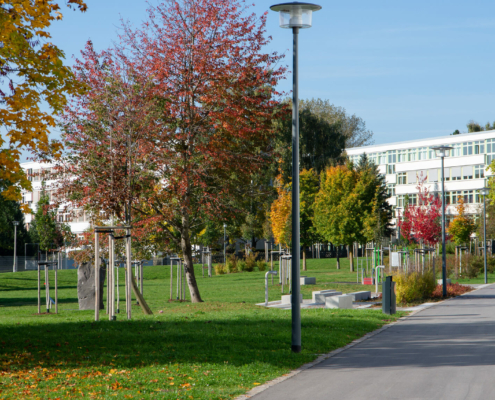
[349,139,490,165]
[396,190,481,207]
[394,165,485,184]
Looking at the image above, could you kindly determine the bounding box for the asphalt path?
[252,284,495,400]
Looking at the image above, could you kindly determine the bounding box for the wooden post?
[170,258,173,300]
[106,256,109,314]
[140,261,144,296]
[55,252,59,314]
[108,234,114,321]
[126,230,132,320]
[45,260,49,313]
[95,231,100,321]
[182,259,186,301]
[37,261,41,314]
[176,260,180,300]
[116,261,120,314]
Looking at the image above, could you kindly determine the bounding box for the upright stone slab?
[300,276,316,285]
[348,291,371,301]
[325,294,353,309]
[77,262,106,310]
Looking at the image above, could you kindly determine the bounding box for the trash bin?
[382,275,396,315]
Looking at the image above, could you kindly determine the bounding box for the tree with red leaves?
[398,175,443,245]
[57,0,286,303]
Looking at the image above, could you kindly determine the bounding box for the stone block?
[325,294,354,309]
[77,262,106,311]
[311,289,338,303]
[300,276,316,285]
[313,291,342,304]
[281,294,303,305]
[437,279,451,285]
[348,291,371,301]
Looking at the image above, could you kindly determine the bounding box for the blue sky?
[36,0,495,158]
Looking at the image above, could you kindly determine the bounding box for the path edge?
[235,283,489,399]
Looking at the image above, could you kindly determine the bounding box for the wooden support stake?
[55,252,59,314]
[126,230,132,320]
[37,261,41,314]
[45,261,49,313]
[170,258,173,300]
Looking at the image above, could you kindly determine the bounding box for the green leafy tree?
[448,198,475,245]
[0,181,31,256]
[299,169,321,271]
[30,191,66,252]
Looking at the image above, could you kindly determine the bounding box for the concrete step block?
[314,291,342,304]
[349,291,371,301]
[300,276,316,285]
[437,279,452,285]
[311,289,338,303]
[281,294,303,304]
[325,294,353,309]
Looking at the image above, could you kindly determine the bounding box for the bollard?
[382,275,396,315]
[265,270,278,306]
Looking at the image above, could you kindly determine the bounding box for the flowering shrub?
[431,283,472,298]
[394,270,436,304]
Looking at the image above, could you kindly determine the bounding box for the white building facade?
[20,161,90,234]
[347,130,495,228]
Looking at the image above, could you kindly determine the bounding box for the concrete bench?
[348,291,371,301]
[312,290,342,304]
[300,276,316,285]
[281,294,303,305]
[325,294,353,309]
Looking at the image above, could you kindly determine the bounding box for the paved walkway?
[251,284,495,400]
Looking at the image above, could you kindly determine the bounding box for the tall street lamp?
[432,146,453,297]
[223,223,227,264]
[13,221,19,273]
[396,207,402,246]
[270,1,321,353]
[480,187,490,284]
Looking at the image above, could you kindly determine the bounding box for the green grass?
[0,258,403,399]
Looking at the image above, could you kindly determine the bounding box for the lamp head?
[270,2,322,29]
[12,221,19,226]
[431,145,453,158]
[223,223,227,228]
[480,187,490,196]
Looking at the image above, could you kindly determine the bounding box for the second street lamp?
[270,1,322,354]
[480,187,490,284]
[432,145,452,297]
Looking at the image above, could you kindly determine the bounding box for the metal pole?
[441,156,447,297]
[126,230,132,320]
[224,224,226,264]
[13,224,17,272]
[55,252,59,314]
[484,193,488,284]
[291,26,301,353]
[95,232,100,321]
[37,260,41,314]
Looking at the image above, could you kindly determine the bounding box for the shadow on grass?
[0,310,385,372]
[0,297,80,306]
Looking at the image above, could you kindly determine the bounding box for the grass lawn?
[0,258,403,399]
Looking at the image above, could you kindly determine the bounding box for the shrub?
[431,283,472,298]
[237,259,246,272]
[214,264,226,275]
[488,256,495,273]
[245,253,256,272]
[256,260,267,272]
[225,255,237,274]
[394,270,436,304]
[461,255,483,279]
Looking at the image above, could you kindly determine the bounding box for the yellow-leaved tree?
[270,176,291,249]
[0,0,87,202]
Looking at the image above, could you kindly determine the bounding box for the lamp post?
[432,146,453,297]
[223,223,227,264]
[270,1,321,354]
[480,187,490,284]
[12,221,19,272]
[396,207,402,247]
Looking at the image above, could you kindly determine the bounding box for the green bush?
[394,270,436,304]
[488,256,495,273]
[245,253,256,272]
[256,260,267,272]
[225,255,237,274]
[237,259,246,272]
[462,255,483,279]
[214,264,226,275]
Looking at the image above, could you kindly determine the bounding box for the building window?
[463,190,474,204]
[486,139,495,164]
[452,143,462,157]
[397,172,407,185]
[398,149,407,162]
[462,166,473,180]
[408,194,417,206]
[387,164,396,174]
[369,153,377,165]
[475,165,485,179]
[463,142,473,156]
[378,152,387,164]
[388,150,396,164]
[451,167,461,181]
[451,191,462,204]
[428,147,437,159]
[418,147,428,160]
[408,148,417,162]
[474,140,485,154]
[387,184,396,197]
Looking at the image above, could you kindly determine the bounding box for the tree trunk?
[349,247,354,272]
[181,214,203,303]
[302,248,307,271]
[336,246,340,269]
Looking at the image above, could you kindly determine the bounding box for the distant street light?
[270,1,321,354]
[432,146,453,297]
[480,187,490,284]
[396,207,402,246]
[13,221,19,273]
